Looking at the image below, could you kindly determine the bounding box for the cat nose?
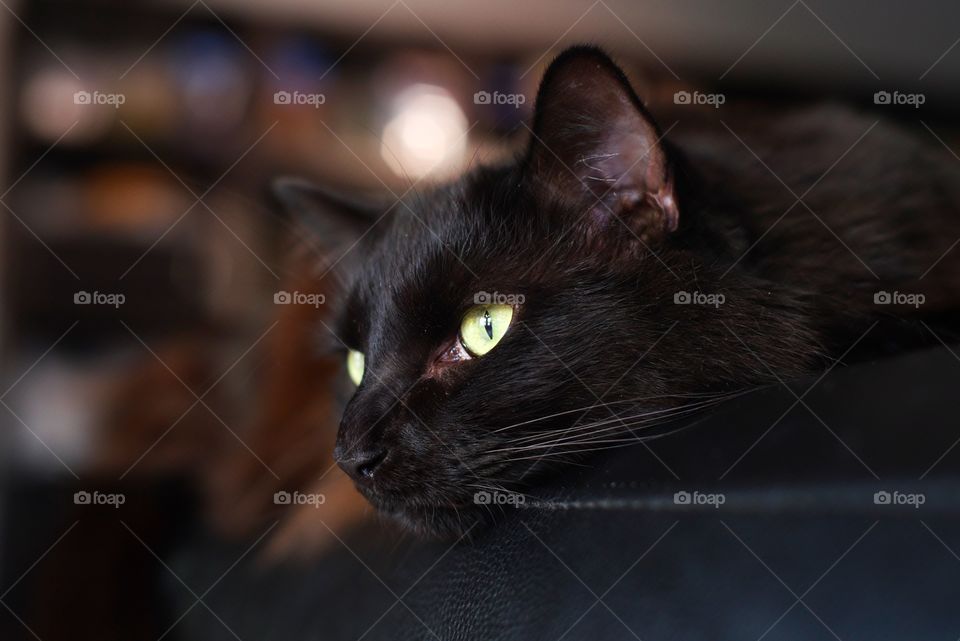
[335,447,388,483]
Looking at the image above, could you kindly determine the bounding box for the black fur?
[278,46,960,538]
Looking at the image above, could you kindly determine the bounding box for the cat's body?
[658,103,960,360]
[673,104,960,311]
[278,47,960,538]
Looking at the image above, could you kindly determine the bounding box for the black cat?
[275,46,960,537]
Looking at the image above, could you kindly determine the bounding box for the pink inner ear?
[655,183,680,233]
[586,186,677,242]
[576,124,678,237]
[527,47,680,240]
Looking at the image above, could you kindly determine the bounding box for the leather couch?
[172,343,960,640]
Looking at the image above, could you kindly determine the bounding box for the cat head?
[274,47,811,537]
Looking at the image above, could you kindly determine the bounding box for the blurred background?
[1,0,959,639]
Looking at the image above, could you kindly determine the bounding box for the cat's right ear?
[522,47,679,245]
[272,177,383,269]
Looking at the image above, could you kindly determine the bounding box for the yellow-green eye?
[346,350,365,386]
[460,304,514,356]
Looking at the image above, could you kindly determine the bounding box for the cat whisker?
[491,413,697,455]
[503,403,712,447]
[496,417,713,464]
[502,391,745,446]
[498,442,645,465]
[491,390,750,454]
[488,390,743,435]
[465,483,536,502]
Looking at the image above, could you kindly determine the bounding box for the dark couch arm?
[174,344,960,641]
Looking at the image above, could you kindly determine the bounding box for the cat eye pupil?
[459,304,514,357]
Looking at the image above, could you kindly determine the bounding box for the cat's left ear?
[272,177,385,271]
[523,47,678,241]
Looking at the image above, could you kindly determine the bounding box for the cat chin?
[389,504,488,540]
[362,491,489,539]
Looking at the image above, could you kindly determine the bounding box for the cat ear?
[272,177,383,264]
[524,46,678,241]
